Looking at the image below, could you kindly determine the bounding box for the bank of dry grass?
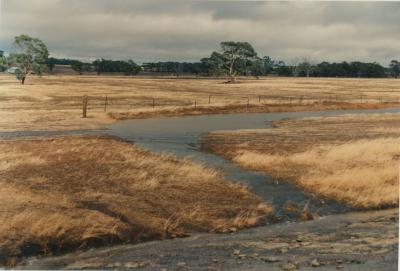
[0,74,399,131]
[203,113,400,208]
[0,135,271,265]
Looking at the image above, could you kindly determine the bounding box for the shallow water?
[1,108,398,219]
[103,107,400,219]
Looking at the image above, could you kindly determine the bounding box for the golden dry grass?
[0,74,399,131]
[234,138,399,207]
[0,135,271,264]
[203,113,400,208]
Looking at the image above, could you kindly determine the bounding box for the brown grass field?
[0,135,271,265]
[0,74,399,131]
[1,74,399,266]
[203,113,400,208]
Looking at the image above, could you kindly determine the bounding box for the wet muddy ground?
[17,209,398,270]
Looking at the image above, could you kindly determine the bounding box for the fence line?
[32,93,399,115]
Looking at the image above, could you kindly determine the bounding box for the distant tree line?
[144,45,399,79]
[3,35,400,84]
[141,57,397,79]
[43,56,396,79]
[142,62,206,76]
[45,58,141,75]
[45,57,75,71]
[92,59,140,75]
[267,60,389,78]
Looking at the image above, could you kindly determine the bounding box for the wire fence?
[14,92,397,115]
[77,92,400,113]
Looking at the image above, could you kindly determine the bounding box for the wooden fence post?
[82,95,88,118]
[208,95,211,104]
[104,95,108,112]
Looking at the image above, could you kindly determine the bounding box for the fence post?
[82,95,88,118]
[194,99,197,109]
[208,95,211,104]
[246,96,249,110]
[152,98,155,108]
[104,95,108,112]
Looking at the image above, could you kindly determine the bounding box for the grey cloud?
[0,0,399,64]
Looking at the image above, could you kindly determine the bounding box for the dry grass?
[0,135,271,265]
[0,74,399,131]
[203,113,400,208]
[234,138,399,207]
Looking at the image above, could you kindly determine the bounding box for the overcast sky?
[0,0,399,64]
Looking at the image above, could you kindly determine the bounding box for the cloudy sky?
[0,0,399,64]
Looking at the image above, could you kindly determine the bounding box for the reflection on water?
[1,108,398,220]
[104,108,400,219]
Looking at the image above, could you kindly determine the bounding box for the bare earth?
[16,209,398,271]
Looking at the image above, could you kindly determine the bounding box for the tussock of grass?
[204,113,400,208]
[234,138,399,207]
[0,135,271,264]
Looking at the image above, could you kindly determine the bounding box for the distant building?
[7,67,20,74]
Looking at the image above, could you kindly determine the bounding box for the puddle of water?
[103,107,400,219]
[1,107,398,220]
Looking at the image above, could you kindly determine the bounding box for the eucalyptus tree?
[8,35,48,84]
[205,41,258,82]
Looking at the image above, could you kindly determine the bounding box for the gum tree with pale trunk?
[9,35,48,84]
[205,41,258,82]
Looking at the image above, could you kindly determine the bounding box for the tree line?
[116,58,400,79]
[2,35,399,84]
[46,58,141,75]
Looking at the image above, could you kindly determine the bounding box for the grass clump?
[0,135,271,265]
[204,113,400,208]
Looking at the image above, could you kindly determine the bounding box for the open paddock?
[0,74,399,131]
